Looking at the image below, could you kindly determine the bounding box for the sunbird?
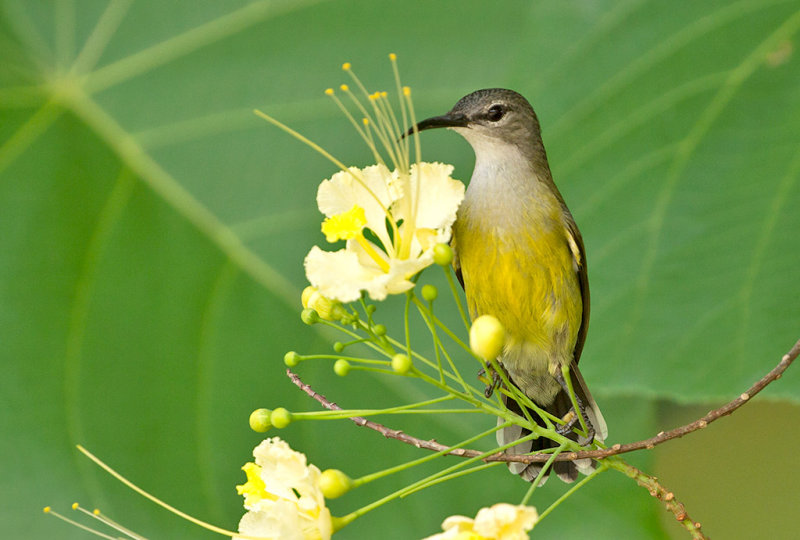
[411,89,607,482]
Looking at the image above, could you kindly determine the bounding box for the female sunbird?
[411,89,607,482]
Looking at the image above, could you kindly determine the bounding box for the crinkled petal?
[304,246,384,303]
[422,515,481,540]
[251,438,318,503]
[472,503,538,540]
[317,165,396,249]
[347,239,427,299]
[236,500,332,540]
[392,162,464,230]
[237,501,305,540]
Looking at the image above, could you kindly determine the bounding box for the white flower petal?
[237,502,305,540]
[317,165,396,250]
[305,246,383,303]
[473,503,538,540]
[395,162,464,231]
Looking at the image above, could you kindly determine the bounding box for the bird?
[410,88,607,483]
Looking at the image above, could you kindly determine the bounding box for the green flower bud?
[308,291,346,322]
[391,353,412,374]
[470,315,506,360]
[334,359,351,376]
[373,323,386,336]
[333,342,345,353]
[284,351,301,367]
[433,243,453,266]
[421,284,438,302]
[249,408,272,433]
[319,469,354,499]
[270,407,293,428]
[366,304,377,315]
[301,308,320,325]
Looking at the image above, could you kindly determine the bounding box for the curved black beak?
[404,112,469,138]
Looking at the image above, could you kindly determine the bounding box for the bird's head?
[409,88,542,152]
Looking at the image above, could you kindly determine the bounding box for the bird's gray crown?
[447,88,541,139]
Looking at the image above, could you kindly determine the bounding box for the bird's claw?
[477,366,503,398]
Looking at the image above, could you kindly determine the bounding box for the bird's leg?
[477,363,505,398]
[554,368,594,440]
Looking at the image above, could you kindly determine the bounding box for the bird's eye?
[486,104,505,122]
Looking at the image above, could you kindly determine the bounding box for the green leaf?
[2,1,798,538]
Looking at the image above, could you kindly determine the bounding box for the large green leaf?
[2,1,799,538]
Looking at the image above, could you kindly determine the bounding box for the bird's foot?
[477,365,504,398]
[555,370,595,441]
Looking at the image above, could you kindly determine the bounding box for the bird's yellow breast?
[454,190,582,372]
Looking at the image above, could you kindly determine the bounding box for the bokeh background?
[2,1,799,538]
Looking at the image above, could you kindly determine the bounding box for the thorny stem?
[607,458,708,539]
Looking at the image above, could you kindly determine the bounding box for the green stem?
[337,425,512,529]
[413,294,469,391]
[520,443,568,505]
[443,265,471,332]
[299,354,389,365]
[537,462,608,522]
[401,461,502,497]
[353,423,503,487]
[560,364,590,435]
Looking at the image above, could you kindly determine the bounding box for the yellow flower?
[306,162,463,302]
[423,503,538,540]
[234,437,332,540]
[301,59,464,303]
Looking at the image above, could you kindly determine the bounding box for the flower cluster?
[306,162,463,301]
[235,437,332,540]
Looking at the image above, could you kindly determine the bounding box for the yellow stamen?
[356,234,391,273]
[390,54,410,165]
[324,88,334,95]
[342,62,351,70]
[253,109,395,235]
[340,83,349,92]
[44,505,119,540]
[321,205,367,242]
[75,445,269,540]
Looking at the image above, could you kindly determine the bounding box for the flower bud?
[249,408,272,432]
[433,243,453,266]
[308,291,347,321]
[270,407,293,428]
[391,353,412,374]
[470,315,506,360]
[301,286,317,309]
[333,342,345,353]
[319,469,353,499]
[334,359,351,376]
[421,284,438,302]
[301,308,319,325]
[373,324,386,336]
[284,351,301,367]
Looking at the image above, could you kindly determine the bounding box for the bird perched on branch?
[410,88,607,482]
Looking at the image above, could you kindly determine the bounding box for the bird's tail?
[497,363,607,483]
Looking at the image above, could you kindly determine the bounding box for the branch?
[287,336,800,464]
[610,460,707,540]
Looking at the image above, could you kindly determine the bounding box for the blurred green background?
[2,1,799,538]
